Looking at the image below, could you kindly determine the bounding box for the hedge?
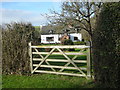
[92,2,120,88]
[2,22,35,75]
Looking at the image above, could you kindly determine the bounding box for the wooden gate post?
[87,47,91,78]
[29,42,33,73]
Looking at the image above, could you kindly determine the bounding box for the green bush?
[74,41,86,45]
[61,39,74,51]
[2,22,35,75]
[92,2,120,88]
[61,39,74,45]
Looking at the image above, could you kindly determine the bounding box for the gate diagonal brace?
[34,48,56,72]
[59,49,85,72]
[32,48,56,73]
[59,51,79,72]
[56,48,88,79]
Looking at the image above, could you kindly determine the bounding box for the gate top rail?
[31,45,90,49]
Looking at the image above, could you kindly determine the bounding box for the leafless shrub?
[2,22,35,75]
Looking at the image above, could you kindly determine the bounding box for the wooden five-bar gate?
[29,42,91,79]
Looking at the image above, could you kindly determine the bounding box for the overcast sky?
[1,1,62,26]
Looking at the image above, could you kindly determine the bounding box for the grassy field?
[2,74,95,88]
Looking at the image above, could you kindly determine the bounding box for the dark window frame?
[46,37,54,41]
[74,37,78,40]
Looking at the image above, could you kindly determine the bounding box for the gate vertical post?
[87,47,91,78]
[29,42,33,73]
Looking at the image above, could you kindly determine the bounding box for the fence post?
[87,47,91,78]
[28,42,33,73]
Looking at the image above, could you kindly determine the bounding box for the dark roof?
[41,26,54,34]
[40,25,80,34]
[41,33,64,35]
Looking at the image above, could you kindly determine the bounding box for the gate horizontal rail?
[31,45,90,48]
[32,52,86,55]
[29,42,91,79]
[33,58,87,63]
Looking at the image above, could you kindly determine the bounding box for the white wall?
[41,33,82,44]
[69,33,82,42]
[41,34,62,44]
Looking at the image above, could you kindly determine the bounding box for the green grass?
[2,74,95,88]
[42,54,87,60]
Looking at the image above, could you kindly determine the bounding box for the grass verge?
[2,74,95,88]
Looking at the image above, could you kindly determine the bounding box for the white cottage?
[41,34,62,44]
[69,33,82,42]
[41,33,82,44]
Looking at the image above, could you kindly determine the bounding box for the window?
[74,37,78,40]
[46,37,54,41]
[58,37,61,41]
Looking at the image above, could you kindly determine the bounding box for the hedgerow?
[2,22,35,75]
[92,2,120,88]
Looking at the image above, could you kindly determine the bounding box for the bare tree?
[46,1,102,41]
[45,2,102,78]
